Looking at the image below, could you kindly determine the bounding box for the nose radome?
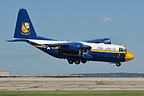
[125,52,134,62]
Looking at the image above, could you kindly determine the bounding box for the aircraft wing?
[45,42,82,47]
[85,38,111,44]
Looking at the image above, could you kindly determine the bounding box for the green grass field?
[0,91,144,96]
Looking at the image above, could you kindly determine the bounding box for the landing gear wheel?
[75,60,80,65]
[68,60,74,64]
[81,60,86,64]
[116,62,121,67]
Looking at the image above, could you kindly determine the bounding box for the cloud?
[98,17,113,22]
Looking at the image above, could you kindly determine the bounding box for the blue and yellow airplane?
[8,9,134,67]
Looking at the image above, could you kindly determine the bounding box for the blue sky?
[0,0,144,75]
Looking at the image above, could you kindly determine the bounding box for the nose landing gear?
[116,62,121,67]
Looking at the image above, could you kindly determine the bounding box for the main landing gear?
[67,59,87,65]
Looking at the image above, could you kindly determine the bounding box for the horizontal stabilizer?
[7,39,29,42]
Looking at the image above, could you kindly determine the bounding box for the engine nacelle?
[68,44,91,54]
[57,42,92,55]
[68,45,82,53]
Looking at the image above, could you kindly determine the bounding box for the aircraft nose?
[125,52,134,62]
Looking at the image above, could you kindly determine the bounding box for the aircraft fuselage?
[27,39,134,66]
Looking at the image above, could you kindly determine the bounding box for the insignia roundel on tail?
[21,22,30,35]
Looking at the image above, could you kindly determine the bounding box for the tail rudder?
[14,9,37,39]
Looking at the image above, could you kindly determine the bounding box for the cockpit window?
[119,48,127,52]
[119,48,123,51]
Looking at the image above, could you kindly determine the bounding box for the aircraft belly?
[40,48,81,59]
[92,52,125,62]
[37,48,61,58]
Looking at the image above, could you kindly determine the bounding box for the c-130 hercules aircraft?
[8,9,134,67]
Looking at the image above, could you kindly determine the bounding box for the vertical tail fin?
[14,9,37,39]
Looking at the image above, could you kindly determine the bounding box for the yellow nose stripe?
[125,52,134,61]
